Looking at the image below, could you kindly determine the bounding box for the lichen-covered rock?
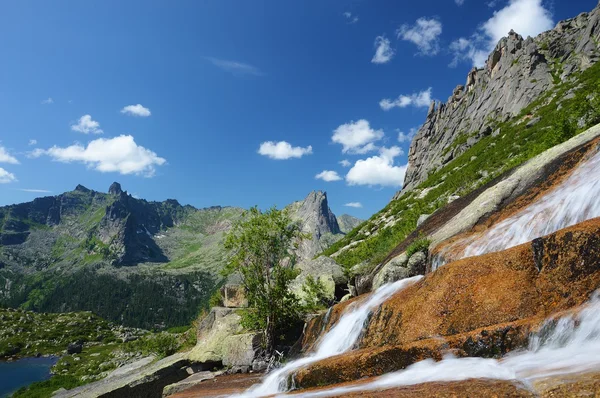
[188,308,243,363]
[222,332,263,369]
[372,253,410,291]
[290,256,347,301]
[407,251,427,276]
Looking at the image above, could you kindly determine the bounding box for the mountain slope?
[403,6,600,191]
[321,2,600,270]
[0,185,358,329]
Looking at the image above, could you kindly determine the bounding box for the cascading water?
[282,291,600,397]
[235,276,423,398]
[436,148,600,268]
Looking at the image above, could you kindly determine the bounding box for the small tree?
[223,206,304,353]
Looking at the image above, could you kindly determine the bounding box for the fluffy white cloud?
[28,139,37,146]
[339,159,351,167]
[0,167,17,183]
[0,146,19,164]
[344,202,363,208]
[71,115,103,134]
[258,141,312,160]
[315,170,342,182]
[41,97,53,105]
[32,135,166,177]
[332,119,384,154]
[206,57,263,76]
[397,18,443,56]
[346,146,407,187]
[343,11,359,24]
[397,128,418,143]
[371,36,394,64]
[121,104,151,117]
[450,0,553,67]
[380,88,432,111]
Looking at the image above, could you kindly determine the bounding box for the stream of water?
[286,291,600,397]
[433,147,600,270]
[234,276,423,398]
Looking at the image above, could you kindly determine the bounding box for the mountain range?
[0,184,360,329]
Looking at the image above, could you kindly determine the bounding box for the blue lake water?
[0,357,57,397]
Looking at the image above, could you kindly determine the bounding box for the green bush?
[406,238,431,258]
[301,275,331,312]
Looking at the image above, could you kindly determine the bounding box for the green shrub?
[406,238,431,258]
[301,275,331,312]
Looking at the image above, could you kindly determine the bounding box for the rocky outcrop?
[402,4,600,192]
[293,216,600,389]
[288,191,362,261]
[290,256,348,302]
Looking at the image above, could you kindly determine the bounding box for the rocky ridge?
[402,4,600,192]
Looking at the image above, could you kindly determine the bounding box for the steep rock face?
[288,191,344,261]
[402,4,600,192]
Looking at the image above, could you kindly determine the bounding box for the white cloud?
[339,159,351,167]
[343,11,359,24]
[71,115,103,134]
[380,88,432,111]
[371,36,394,64]
[332,119,384,154]
[344,202,363,208]
[206,57,263,76]
[28,139,37,146]
[397,128,418,143]
[315,170,342,182]
[346,146,407,187]
[450,0,553,67]
[397,18,443,56]
[32,135,166,177]
[41,97,53,105]
[0,146,19,164]
[18,188,52,193]
[455,0,465,5]
[121,104,151,117]
[258,141,312,160]
[0,168,17,183]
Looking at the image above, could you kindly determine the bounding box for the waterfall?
[282,291,600,397]
[235,276,423,398]
[436,148,600,268]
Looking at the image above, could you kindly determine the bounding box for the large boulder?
[222,332,264,372]
[290,256,347,301]
[188,308,243,363]
[372,253,410,291]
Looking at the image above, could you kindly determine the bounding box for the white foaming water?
[434,149,600,269]
[235,276,423,398]
[284,292,600,397]
[464,149,600,257]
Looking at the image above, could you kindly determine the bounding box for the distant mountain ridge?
[0,184,360,329]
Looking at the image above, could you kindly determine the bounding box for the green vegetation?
[223,207,306,352]
[0,269,216,330]
[322,59,600,271]
[0,309,118,358]
[3,308,196,397]
[301,275,331,312]
[406,237,431,258]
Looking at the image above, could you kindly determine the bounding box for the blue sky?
[0,0,595,219]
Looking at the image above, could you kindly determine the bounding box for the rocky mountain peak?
[296,191,341,238]
[400,2,600,193]
[74,184,90,193]
[108,182,123,196]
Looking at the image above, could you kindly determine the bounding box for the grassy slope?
[322,60,600,270]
